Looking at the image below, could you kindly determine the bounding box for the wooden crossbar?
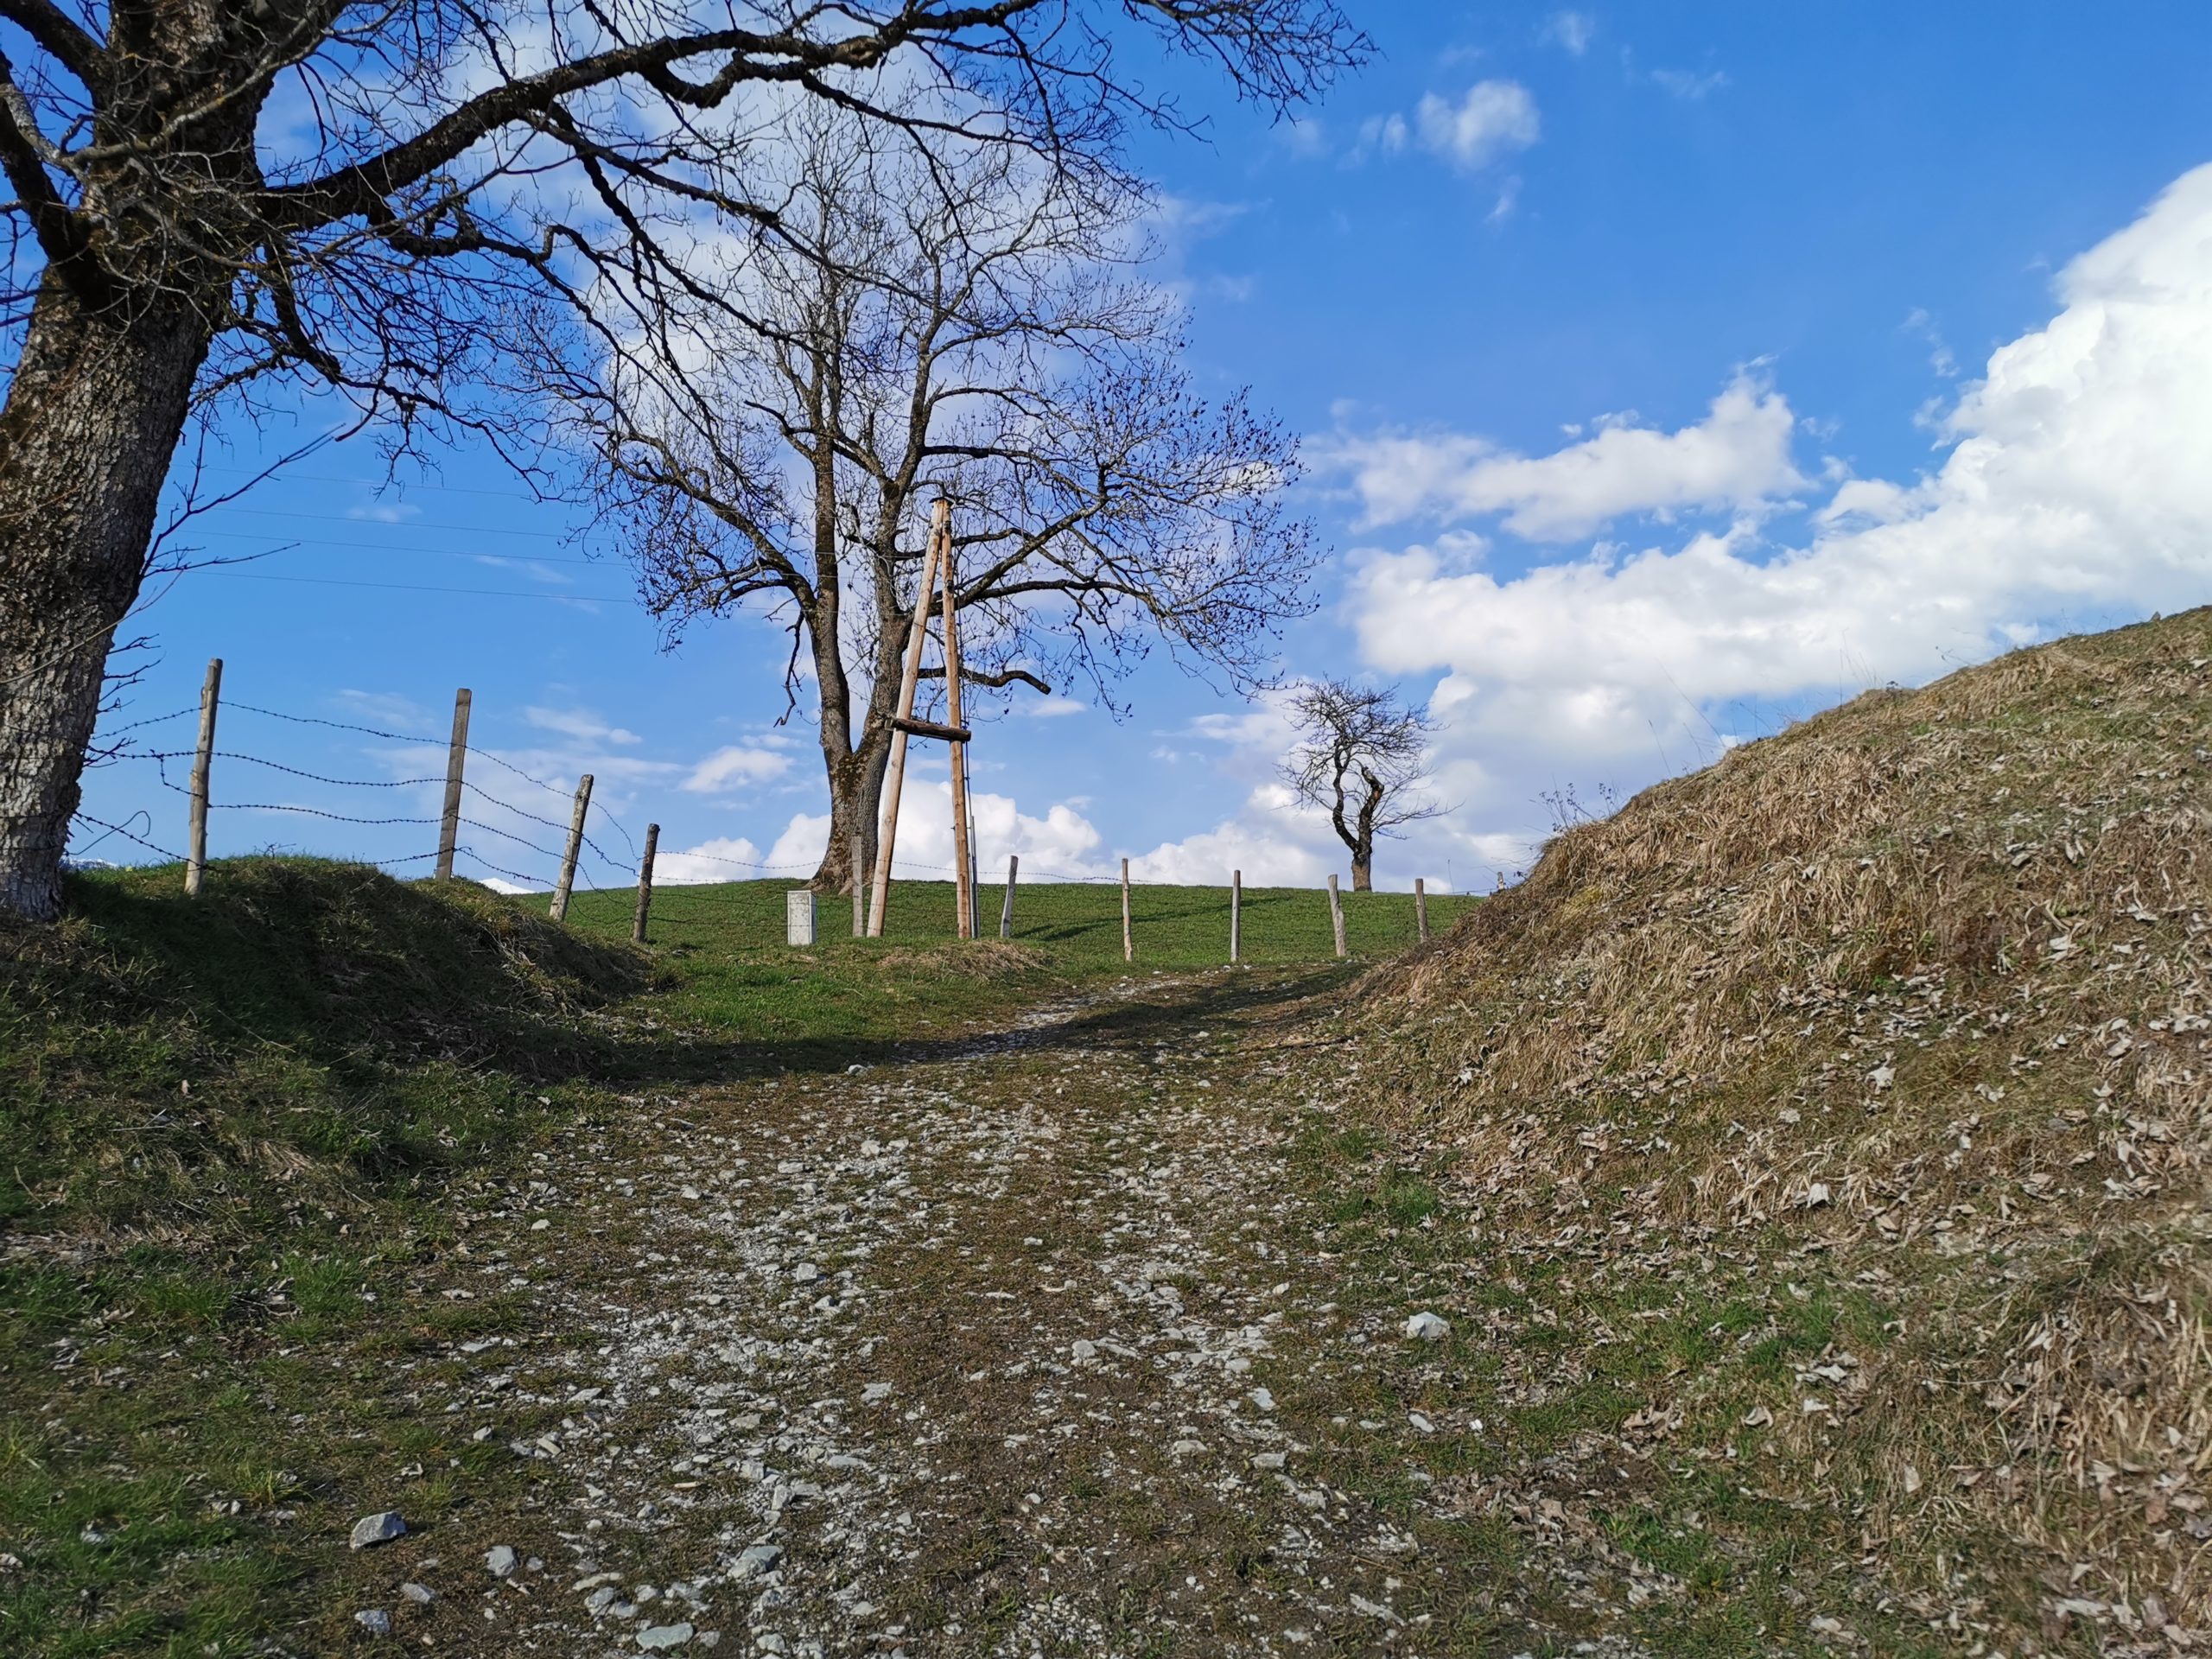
[890,714,972,744]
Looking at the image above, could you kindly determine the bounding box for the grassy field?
[548,873,1477,1044]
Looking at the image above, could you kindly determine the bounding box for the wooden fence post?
[1230,868,1242,964]
[1001,854,1018,939]
[851,835,866,938]
[632,823,658,944]
[1414,876,1430,942]
[1121,857,1133,963]
[550,772,593,920]
[184,657,221,896]
[435,687,470,879]
[1327,873,1347,958]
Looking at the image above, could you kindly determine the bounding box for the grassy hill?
[1356,607,2212,1645]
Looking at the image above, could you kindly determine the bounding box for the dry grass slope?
[1362,607,2212,1648]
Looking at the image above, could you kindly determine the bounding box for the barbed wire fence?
[69,660,1464,957]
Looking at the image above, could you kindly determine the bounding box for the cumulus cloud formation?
[1354,161,2212,763]
[1414,80,1541,173]
[656,835,772,885]
[683,744,794,794]
[1331,370,1806,539]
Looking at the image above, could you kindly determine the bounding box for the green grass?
[542,874,1475,1044]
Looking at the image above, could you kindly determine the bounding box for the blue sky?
[73,5,2212,896]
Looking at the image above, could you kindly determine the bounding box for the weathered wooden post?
[1001,854,1018,939]
[943,534,974,941]
[550,772,593,920]
[435,687,470,879]
[851,835,866,938]
[1327,873,1347,958]
[184,657,221,895]
[1121,856,1133,963]
[869,500,947,937]
[632,823,658,944]
[1414,876,1429,942]
[1230,868,1242,964]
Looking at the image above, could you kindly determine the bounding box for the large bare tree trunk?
[0,280,212,919]
[1351,857,1372,893]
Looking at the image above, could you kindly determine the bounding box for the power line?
[188,530,608,566]
[188,505,579,539]
[227,573,627,602]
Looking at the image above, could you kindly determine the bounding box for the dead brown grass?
[876,939,1044,982]
[1358,607,2212,1645]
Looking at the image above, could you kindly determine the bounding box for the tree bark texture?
[0,281,211,918]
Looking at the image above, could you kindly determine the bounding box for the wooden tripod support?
[868,499,976,938]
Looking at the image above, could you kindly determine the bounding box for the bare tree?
[0,1,1365,922]
[1280,678,1441,891]
[556,105,1318,895]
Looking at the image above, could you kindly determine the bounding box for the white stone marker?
[787,888,817,946]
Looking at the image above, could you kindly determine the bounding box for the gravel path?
[395,975,1645,1658]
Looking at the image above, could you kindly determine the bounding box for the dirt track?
[367,974,1663,1658]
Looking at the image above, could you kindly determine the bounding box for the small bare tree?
[1280,679,1441,891]
[558,105,1318,894]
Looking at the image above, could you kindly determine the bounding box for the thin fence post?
[1327,873,1347,958]
[1001,854,1018,939]
[184,657,221,896]
[1414,876,1430,942]
[1121,856,1133,963]
[851,835,866,938]
[435,687,470,879]
[1230,868,1242,964]
[632,823,658,944]
[550,772,593,921]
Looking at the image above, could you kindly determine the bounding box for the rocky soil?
[337,972,1894,1657]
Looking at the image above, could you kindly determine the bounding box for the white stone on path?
[348,1510,406,1549]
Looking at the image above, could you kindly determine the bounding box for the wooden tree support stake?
[1001,854,1018,939]
[435,687,470,879]
[1121,856,1133,963]
[550,772,593,921]
[944,528,974,941]
[1327,873,1347,958]
[1230,868,1242,964]
[870,498,981,941]
[185,657,221,896]
[1414,876,1429,942]
[633,823,659,944]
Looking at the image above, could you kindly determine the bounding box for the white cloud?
[682,744,795,794]
[1351,160,2212,803]
[1330,370,1806,540]
[1542,10,1596,54]
[1414,80,1541,173]
[1124,785,1335,887]
[525,706,641,745]
[1015,696,1088,719]
[657,835,772,885]
[1650,67,1729,101]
